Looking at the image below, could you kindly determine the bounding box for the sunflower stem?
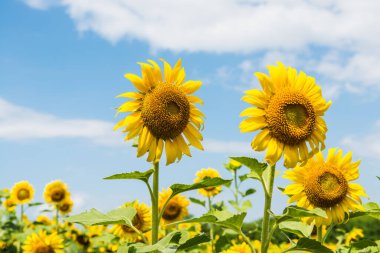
[207,196,215,253]
[20,204,24,231]
[317,226,323,243]
[152,162,160,245]
[56,206,60,234]
[233,170,239,205]
[261,164,275,253]
[322,224,335,244]
[240,230,257,253]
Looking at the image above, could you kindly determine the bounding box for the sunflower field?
[1,59,380,253]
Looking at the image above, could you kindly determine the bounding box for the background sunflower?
[283,148,367,226]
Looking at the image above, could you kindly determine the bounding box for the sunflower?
[224,159,242,172]
[36,215,52,225]
[240,62,331,168]
[44,180,70,205]
[345,228,364,245]
[283,148,367,226]
[58,197,74,215]
[10,181,34,204]
[221,242,252,253]
[194,168,222,197]
[23,230,64,253]
[159,188,189,224]
[110,201,151,242]
[2,198,17,212]
[114,59,205,165]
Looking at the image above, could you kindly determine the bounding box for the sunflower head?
[110,201,151,242]
[10,181,34,204]
[58,197,74,215]
[221,242,252,253]
[36,215,52,225]
[345,228,364,245]
[3,197,17,212]
[283,148,367,226]
[159,188,189,224]
[194,168,222,197]
[224,159,242,172]
[44,180,70,205]
[240,62,331,168]
[114,59,205,165]
[23,231,64,253]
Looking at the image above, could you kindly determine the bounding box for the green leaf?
[189,197,206,207]
[349,239,379,252]
[278,220,314,237]
[170,178,231,196]
[104,169,154,183]
[118,231,209,253]
[377,176,380,180]
[230,157,270,191]
[173,210,246,232]
[230,157,267,181]
[277,206,327,223]
[241,188,256,197]
[66,207,136,226]
[239,174,248,182]
[28,202,43,207]
[228,200,252,212]
[177,233,210,250]
[283,238,333,253]
[348,202,380,220]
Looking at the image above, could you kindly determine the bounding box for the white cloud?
[342,119,380,160]
[22,0,380,53]
[204,139,252,154]
[0,98,123,146]
[0,98,250,154]
[23,0,380,94]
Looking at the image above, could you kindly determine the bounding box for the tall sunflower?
[159,188,189,224]
[23,231,64,253]
[58,197,74,215]
[114,59,204,165]
[110,201,151,242]
[283,148,367,226]
[44,180,70,205]
[240,62,331,168]
[10,181,34,204]
[194,168,222,197]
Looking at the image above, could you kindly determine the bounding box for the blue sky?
[1,0,380,220]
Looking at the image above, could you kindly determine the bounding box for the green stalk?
[317,226,323,243]
[20,204,24,231]
[207,196,215,253]
[56,206,60,233]
[152,162,160,245]
[240,230,257,253]
[233,170,239,205]
[322,224,335,244]
[261,164,275,253]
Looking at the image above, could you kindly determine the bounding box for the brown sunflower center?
[59,204,70,212]
[35,246,55,253]
[17,189,30,200]
[121,214,142,233]
[162,203,182,221]
[266,89,316,145]
[141,83,190,140]
[51,189,65,202]
[304,166,348,208]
